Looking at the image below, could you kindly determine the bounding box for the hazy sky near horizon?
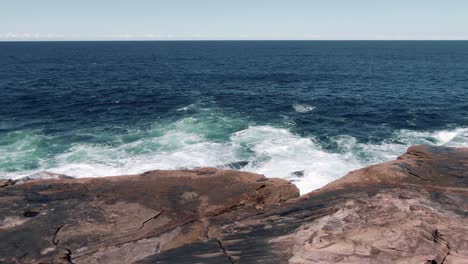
[1,0,468,41]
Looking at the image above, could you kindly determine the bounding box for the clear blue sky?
[1,0,467,40]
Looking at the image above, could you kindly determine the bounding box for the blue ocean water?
[1,41,467,193]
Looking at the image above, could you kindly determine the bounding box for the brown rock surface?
[0,168,298,263]
[1,145,467,263]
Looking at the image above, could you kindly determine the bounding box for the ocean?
[1,41,467,194]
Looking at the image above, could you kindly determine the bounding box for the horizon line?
[1,39,468,42]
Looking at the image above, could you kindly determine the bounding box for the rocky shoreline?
[1,145,467,263]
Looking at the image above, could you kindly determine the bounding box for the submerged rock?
[290,170,305,177]
[0,145,467,263]
[218,161,250,170]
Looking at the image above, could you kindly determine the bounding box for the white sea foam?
[230,126,361,193]
[292,104,315,113]
[1,122,467,195]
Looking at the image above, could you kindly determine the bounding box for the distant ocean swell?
[1,106,467,194]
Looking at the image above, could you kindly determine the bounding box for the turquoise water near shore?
[1,104,467,193]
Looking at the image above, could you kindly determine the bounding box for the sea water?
[1,41,467,193]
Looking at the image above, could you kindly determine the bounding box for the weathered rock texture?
[1,145,467,263]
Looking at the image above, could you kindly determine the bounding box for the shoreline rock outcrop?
[1,145,467,263]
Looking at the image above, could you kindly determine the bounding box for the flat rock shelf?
[1,145,467,264]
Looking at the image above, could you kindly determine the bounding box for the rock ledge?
[1,145,467,264]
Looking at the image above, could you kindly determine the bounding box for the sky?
[1,0,468,41]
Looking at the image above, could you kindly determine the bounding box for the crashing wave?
[1,115,467,194]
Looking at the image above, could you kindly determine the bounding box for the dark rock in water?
[290,170,305,177]
[219,160,250,170]
[1,145,468,263]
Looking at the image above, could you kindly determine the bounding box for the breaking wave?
[2,119,467,194]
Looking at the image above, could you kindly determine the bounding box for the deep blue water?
[1,41,467,193]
